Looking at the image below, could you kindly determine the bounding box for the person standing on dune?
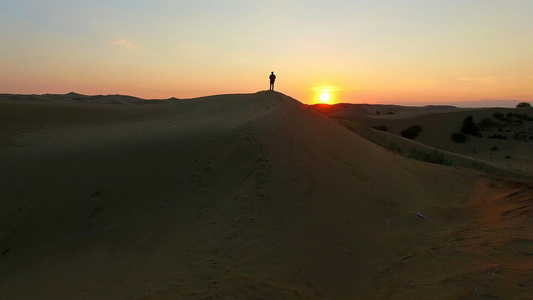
[269,72,276,91]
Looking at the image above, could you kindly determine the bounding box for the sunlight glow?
[319,91,330,103]
[312,86,341,104]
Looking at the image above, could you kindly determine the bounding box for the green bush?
[516,102,532,108]
[408,148,452,166]
[461,115,480,136]
[401,125,423,139]
[451,132,466,143]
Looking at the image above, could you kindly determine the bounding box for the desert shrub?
[516,102,532,108]
[376,110,380,115]
[451,132,466,143]
[513,113,533,121]
[513,131,529,141]
[385,142,403,154]
[461,115,480,136]
[490,146,498,151]
[401,125,423,139]
[478,118,500,128]
[493,112,505,121]
[471,161,484,170]
[408,148,452,166]
[372,125,388,132]
[488,134,507,140]
[492,112,514,123]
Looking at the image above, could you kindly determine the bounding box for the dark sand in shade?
[1,92,532,299]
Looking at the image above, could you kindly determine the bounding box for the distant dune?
[388,99,525,108]
[1,92,532,299]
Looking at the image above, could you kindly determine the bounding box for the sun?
[312,85,340,104]
[319,91,330,103]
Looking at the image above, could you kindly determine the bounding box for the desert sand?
[1,92,532,299]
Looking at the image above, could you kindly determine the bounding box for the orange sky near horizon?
[1,1,532,106]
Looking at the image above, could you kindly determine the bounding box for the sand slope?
[1,92,532,299]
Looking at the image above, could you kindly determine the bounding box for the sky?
[1,0,533,106]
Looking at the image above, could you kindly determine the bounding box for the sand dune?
[313,103,533,178]
[1,92,532,299]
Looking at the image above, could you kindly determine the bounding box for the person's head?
[271,71,274,74]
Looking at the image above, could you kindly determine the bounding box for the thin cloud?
[112,39,134,48]
[405,78,445,86]
[456,76,498,84]
[456,76,533,88]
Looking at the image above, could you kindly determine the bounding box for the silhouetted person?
[269,72,276,91]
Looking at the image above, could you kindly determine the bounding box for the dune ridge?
[1,92,532,299]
